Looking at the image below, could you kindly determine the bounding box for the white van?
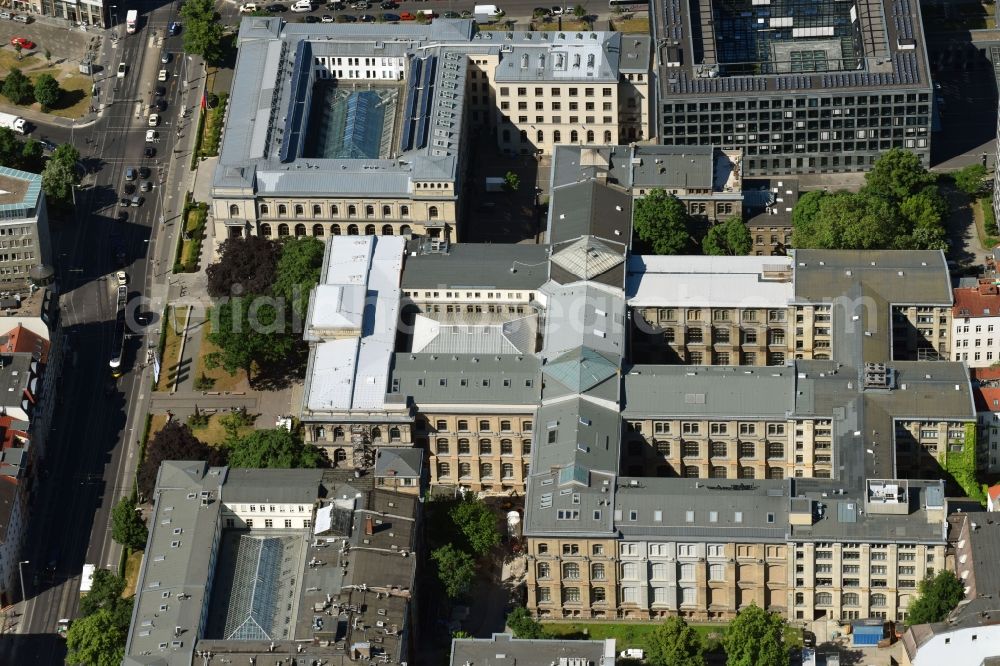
[291,0,313,11]
[473,4,502,17]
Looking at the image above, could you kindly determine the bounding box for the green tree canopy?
[2,68,32,105]
[41,153,78,207]
[19,138,43,171]
[449,497,501,556]
[65,607,128,666]
[723,603,787,666]
[503,170,520,192]
[80,569,132,626]
[633,188,694,254]
[430,544,476,599]
[206,296,296,386]
[505,605,545,639]
[792,191,902,250]
[180,0,227,64]
[206,235,281,298]
[648,616,705,666]
[906,570,964,625]
[226,428,327,469]
[137,421,226,499]
[273,236,325,317]
[791,190,827,230]
[862,148,937,201]
[953,163,988,197]
[111,496,148,551]
[703,216,752,255]
[32,73,60,110]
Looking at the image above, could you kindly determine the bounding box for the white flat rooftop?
[304,235,406,413]
[626,255,794,308]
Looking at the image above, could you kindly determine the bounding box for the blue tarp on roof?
[851,620,884,646]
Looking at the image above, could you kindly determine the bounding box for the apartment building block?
[652,0,934,176]
[124,462,420,666]
[951,281,1000,367]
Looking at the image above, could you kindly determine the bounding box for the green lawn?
[542,620,801,653]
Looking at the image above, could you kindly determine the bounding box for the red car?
[399,10,415,19]
[10,37,34,50]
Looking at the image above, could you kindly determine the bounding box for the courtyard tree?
[702,216,752,255]
[78,569,132,627]
[723,603,787,666]
[906,570,964,625]
[33,73,61,111]
[792,191,902,250]
[226,428,327,469]
[19,138,43,171]
[648,616,705,666]
[862,148,937,202]
[449,497,501,556]
[206,235,280,298]
[503,170,520,193]
[633,188,694,254]
[41,144,82,208]
[431,544,476,599]
[111,495,148,551]
[273,236,325,317]
[505,606,545,639]
[2,68,32,105]
[206,296,296,386]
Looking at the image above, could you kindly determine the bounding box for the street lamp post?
[109,5,117,38]
[17,560,28,603]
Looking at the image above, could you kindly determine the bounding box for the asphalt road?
[216,0,631,25]
[0,0,192,661]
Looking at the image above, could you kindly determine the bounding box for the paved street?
[0,0,198,660]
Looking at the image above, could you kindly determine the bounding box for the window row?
[433,438,531,455]
[258,223,415,238]
[436,462,522,479]
[251,203,439,220]
[500,128,614,144]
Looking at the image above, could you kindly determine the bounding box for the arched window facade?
[604,130,612,143]
[278,204,288,216]
[382,224,393,235]
[480,463,493,478]
[553,130,561,142]
[277,223,289,237]
[365,205,375,218]
[365,224,376,235]
[334,448,347,463]
[382,205,391,217]
[229,204,239,216]
[332,224,341,235]
[429,206,439,219]
[312,204,321,216]
[259,204,269,216]
[294,204,304,216]
[294,223,306,236]
[437,462,450,477]
[313,224,324,236]
[586,130,594,142]
[259,223,272,237]
[570,130,578,142]
[347,224,359,235]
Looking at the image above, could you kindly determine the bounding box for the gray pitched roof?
[450,633,615,665]
[390,352,541,407]
[533,397,621,477]
[548,179,632,246]
[374,447,423,479]
[401,243,550,291]
[540,282,626,362]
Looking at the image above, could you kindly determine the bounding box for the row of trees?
[205,236,325,386]
[792,149,949,250]
[632,189,751,256]
[2,69,62,110]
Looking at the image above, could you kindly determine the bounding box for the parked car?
[168,21,181,35]
[119,197,130,207]
[303,14,319,21]
[144,147,156,158]
[379,0,396,8]
[154,99,167,112]
[157,69,168,82]
[11,14,29,24]
[154,85,166,97]
[117,63,127,78]
[122,184,136,195]
[382,12,399,20]
[551,5,567,15]
[360,13,375,21]
[9,37,34,50]
[124,167,137,181]
[335,13,357,21]
[443,10,460,17]
[145,129,159,142]
[138,167,151,179]
[238,3,259,12]
[130,196,144,207]
[265,3,286,10]
[116,270,128,286]
[321,13,334,21]
[39,138,57,152]
[290,0,313,11]
[140,181,152,192]
[327,1,345,9]
[399,11,415,19]
[147,113,159,127]
[0,12,11,20]
[351,0,369,9]
[160,52,171,64]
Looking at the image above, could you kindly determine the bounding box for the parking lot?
[0,16,94,69]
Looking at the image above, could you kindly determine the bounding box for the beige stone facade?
[526,537,619,619]
[419,413,534,492]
